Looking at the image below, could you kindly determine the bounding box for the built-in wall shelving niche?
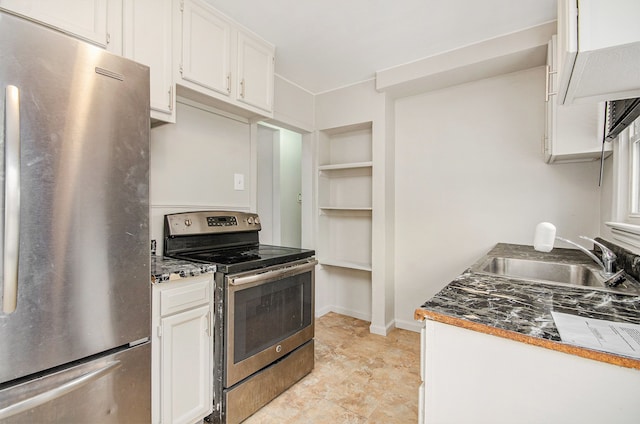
[317,121,373,273]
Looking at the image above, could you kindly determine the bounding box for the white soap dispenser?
[533,222,556,252]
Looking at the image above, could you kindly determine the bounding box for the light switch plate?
[234,173,245,191]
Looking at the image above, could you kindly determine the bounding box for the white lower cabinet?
[421,320,640,423]
[152,275,214,424]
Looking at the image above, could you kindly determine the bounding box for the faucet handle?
[579,236,616,260]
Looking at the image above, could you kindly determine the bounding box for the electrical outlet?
[234,173,245,191]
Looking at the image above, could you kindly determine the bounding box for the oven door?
[224,259,317,388]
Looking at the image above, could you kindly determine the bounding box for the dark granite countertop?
[151,255,216,283]
[415,243,640,369]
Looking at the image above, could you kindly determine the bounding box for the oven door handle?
[228,259,318,286]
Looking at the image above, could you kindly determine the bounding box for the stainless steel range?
[163,211,316,424]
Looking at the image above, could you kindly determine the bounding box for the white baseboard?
[330,306,371,322]
[370,319,395,336]
[395,318,423,333]
[316,306,396,336]
[315,305,333,318]
[315,304,371,322]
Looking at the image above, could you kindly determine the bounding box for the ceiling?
[204,0,558,94]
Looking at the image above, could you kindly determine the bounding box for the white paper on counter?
[551,311,640,359]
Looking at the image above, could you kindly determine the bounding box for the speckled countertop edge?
[415,243,640,371]
[151,256,216,283]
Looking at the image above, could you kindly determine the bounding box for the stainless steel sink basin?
[471,256,640,296]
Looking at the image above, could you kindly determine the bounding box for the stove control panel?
[207,216,237,227]
[165,211,261,236]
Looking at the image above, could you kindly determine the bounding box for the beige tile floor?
[243,312,421,423]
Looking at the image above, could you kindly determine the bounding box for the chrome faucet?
[556,236,617,278]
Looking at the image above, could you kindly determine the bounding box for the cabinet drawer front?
[160,278,211,316]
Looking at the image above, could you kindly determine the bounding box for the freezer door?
[0,342,151,423]
[0,11,151,383]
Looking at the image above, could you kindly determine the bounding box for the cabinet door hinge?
[157,325,162,338]
[180,0,184,12]
[106,32,110,45]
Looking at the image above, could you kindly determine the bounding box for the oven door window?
[233,271,312,363]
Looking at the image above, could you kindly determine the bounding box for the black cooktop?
[170,244,315,274]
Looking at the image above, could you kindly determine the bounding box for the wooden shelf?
[318,258,372,272]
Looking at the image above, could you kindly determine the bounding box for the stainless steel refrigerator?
[0,11,151,423]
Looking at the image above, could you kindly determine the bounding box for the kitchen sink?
[471,256,640,296]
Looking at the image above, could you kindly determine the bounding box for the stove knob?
[184,219,192,227]
[247,217,254,224]
[255,217,260,224]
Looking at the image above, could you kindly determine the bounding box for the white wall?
[149,100,251,253]
[257,125,277,244]
[272,75,315,132]
[394,67,602,330]
[278,129,302,248]
[257,125,303,247]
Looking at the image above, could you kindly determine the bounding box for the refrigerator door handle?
[0,360,122,420]
[3,85,20,314]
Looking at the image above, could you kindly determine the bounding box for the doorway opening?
[257,123,303,248]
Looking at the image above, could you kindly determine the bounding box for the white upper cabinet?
[123,0,175,123]
[557,0,640,104]
[0,0,114,50]
[544,35,610,163]
[180,0,232,96]
[237,31,275,113]
[175,0,275,117]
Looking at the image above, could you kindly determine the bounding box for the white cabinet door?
[237,31,275,113]
[160,304,212,424]
[557,0,640,104]
[545,35,610,163]
[174,0,275,118]
[123,0,175,123]
[0,0,110,47]
[422,320,640,423]
[152,275,213,424]
[180,0,231,96]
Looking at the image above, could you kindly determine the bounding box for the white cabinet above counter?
[123,0,175,123]
[0,0,119,51]
[1,0,276,123]
[544,35,610,163]
[557,0,640,105]
[174,0,275,119]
